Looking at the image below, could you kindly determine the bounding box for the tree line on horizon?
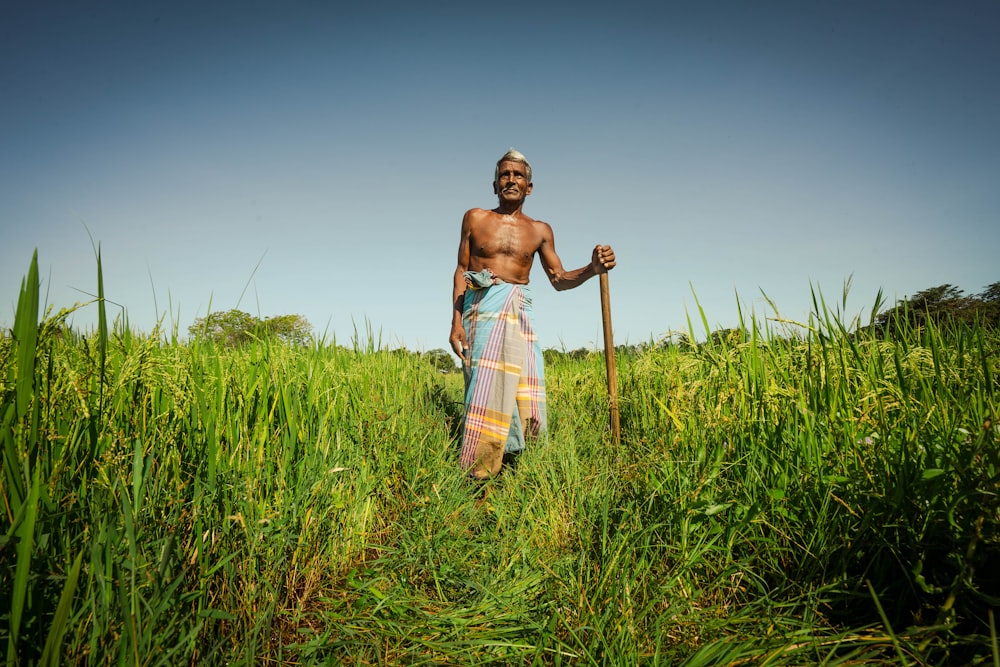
[869,281,1000,337]
[81,280,1000,369]
[544,280,1000,360]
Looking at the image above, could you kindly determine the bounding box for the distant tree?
[976,282,1000,327]
[978,282,1000,305]
[875,282,1000,336]
[423,348,458,373]
[262,314,312,346]
[189,309,257,346]
[910,284,972,321]
[188,309,312,346]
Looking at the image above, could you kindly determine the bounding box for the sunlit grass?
[2,252,998,665]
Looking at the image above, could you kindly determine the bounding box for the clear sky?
[3,1,998,351]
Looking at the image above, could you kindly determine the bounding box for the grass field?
[3,253,998,665]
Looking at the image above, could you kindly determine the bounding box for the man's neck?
[494,202,524,216]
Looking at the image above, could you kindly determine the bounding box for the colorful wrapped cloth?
[460,269,547,479]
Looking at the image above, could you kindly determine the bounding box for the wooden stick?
[599,272,621,445]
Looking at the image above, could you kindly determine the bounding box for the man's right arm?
[450,210,474,361]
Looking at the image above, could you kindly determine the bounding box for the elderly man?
[450,149,616,479]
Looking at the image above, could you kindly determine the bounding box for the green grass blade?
[1,405,24,523]
[866,579,910,666]
[39,551,84,667]
[96,245,108,414]
[13,251,40,421]
[6,470,40,666]
[990,609,998,667]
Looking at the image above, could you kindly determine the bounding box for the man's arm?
[449,211,473,361]
[537,221,616,291]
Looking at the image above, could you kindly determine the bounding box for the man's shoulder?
[463,207,493,223]
[528,217,552,238]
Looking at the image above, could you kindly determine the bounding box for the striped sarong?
[460,269,547,479]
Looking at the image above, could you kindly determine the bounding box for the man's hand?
[592,244,616,274]
[450,323,468,362]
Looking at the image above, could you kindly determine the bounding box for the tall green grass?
[2,253,997,665]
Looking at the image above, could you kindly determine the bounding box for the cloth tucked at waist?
[459,270,546,478]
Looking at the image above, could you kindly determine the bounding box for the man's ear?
[492,181,498,195]
[525,182,533,195]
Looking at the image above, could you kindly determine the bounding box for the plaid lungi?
[460,269,547,479]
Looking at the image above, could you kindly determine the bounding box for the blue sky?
[3,1,998,351]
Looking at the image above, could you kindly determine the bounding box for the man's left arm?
[538,223,616,291]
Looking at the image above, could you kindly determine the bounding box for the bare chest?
[474,218,537,261]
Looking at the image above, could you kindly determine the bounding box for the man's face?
[493,160,532,203]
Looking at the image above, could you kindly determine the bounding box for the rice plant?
[2,252,997,665]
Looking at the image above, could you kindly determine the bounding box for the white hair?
[494,148,532,184]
